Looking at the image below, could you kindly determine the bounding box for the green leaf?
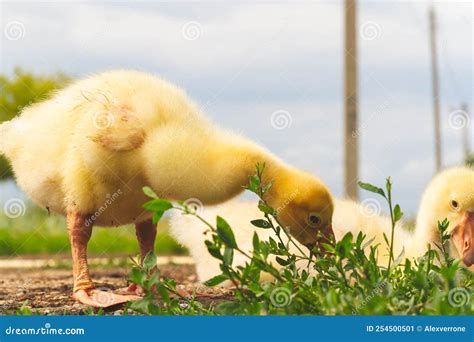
[340,232,353,246]
[393,204,403,222]
[129,297,152,315]
[336,232,353,258]
[223,247,234,265]
[129,267,146,286]
[258,203,276,216]
[393,247,405,267]
[382,233,390,248]
[252,232,260,251]
[143,199,173,212]
[276,256,290,266]
[358,181,386,198]
[204,274,230,287]
[246,175,260,193]
[247,282,263,295]
[361,236,376,250]
[404,259,412,272]
[148,271,161,288]
[321,243,335,254]
[152,211,165,224]
[216,216,238,249]
[156,284,170,302]
[205,241,223,260]
[438,219,449,233]
[142,186,158,199]
[385,177,392,193]
[263,181,274,193]
[251,219,271,229]
[143,251,157,272]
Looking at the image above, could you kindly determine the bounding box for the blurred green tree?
[466,154,474,167]
[0,68,69,180]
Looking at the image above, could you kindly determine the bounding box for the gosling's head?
[419,167,474,266]
[266,169,334,249]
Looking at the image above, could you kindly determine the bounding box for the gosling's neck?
[213,135,291,206]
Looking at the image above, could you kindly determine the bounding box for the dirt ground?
[0,264,232,315]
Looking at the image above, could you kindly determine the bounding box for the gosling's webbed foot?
[73,289,141,308]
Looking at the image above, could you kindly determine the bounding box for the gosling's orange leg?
[126,219,191,298]
[67,211,140,307]
[127,219,157,295]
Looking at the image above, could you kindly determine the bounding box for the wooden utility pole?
[429,6,442,172]
[344,0,359,199]
[462,103,471,161]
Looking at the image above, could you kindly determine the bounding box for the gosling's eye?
[308,213,321,225]
[451,200,459,210]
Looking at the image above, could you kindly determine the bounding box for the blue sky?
[0,0,472,215]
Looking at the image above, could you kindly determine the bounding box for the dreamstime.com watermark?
[448,109,470,130]
[93,109,115,130]
[359,21,382,41]
[352,280,387,314]
[183,197,204,215]
[4,323,85,336]
[3,198,26,218]
[275,190,300,215]
[85,189,123,227]
[270,110,292,130]
[270,287,293,307]
[447,287,471,307]
[4,20,26,41]
[359,198,382,218]
[182,21,203,40]
[352,101,389,138]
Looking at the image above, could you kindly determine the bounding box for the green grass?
[126,165,473,316]
[0,206,187,256]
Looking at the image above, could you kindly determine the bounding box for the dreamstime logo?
[182,21,203,41]
[90,287,115,307]
[448,110,470,130]
[3,198,26,218]
[360,21,382,41]
[360,198,381,218]
[179,300,189,310]
[270,287,292,307]
[447,287,470,307]
[93,110,115,130]
[4,21,26,41]
[184,198,204,215]
[270,110,292,130]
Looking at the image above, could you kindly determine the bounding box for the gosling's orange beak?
[452,211,474,267]
[306,224,334,253]
[323,224,335,243]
